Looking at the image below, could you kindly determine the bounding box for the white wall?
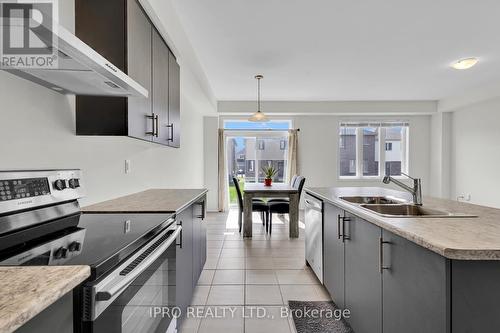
[429,112,452,198]
[203,117,219,211]
[450,97,500,208]
[218,100,436,115]
[0,0,215,207]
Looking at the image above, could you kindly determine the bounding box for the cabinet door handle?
[378,237,391,273]
[342,216,351,242]
[145,113,156,136]
[177,221,183,248]
[166,123,174,142]
[155,115,159,137]
[337,214,342,240]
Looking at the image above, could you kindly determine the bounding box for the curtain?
[217,129,227,212]
[287,129,299,183]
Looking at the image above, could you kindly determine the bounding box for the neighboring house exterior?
[227,137,287,183]
[339,127,404,177]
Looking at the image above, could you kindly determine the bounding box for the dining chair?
[266,176,306,234]
[232,177,269,233]
[267,174,298,204]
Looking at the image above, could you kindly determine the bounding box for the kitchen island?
[305,187,500,333]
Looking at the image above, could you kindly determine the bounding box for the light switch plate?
[125,160,131,174]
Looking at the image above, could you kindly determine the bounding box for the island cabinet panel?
[15,293,73,333]
[323,202,345,308]
[176,204,194,319]
[344,212,382,333]
[381,230,450,333]
[451,261,500,333]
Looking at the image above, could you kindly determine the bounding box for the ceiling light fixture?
[451,57,478,70]
[248,74,268,122]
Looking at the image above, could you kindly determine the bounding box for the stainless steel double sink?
[340,196,473,218]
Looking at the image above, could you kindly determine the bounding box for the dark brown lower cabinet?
[176,195,207,329]
[192,199,207,288]
[176,204,194,320]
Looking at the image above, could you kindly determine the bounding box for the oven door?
[83,221,181,333]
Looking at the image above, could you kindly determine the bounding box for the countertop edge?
[304,188,500,261]
[82,189,208,214]
[0,265,90,333]
[171,189,208,214]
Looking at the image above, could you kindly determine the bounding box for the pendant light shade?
[249,74,268,122]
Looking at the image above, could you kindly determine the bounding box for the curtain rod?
[222,128,300,132]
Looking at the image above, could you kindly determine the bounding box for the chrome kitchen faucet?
[383,173,423,205]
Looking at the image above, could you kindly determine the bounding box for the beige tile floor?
[179,210,332,333]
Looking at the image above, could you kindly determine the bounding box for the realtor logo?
[0,0,58,69]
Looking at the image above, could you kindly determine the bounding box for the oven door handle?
[95,224,181,302]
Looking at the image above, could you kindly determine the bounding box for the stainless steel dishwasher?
[305,193,324,283]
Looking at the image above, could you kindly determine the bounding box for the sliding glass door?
[226,133,288,206]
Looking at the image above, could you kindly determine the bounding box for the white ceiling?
[171,0,500,102]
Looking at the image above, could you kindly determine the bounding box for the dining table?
[242,183,300,238]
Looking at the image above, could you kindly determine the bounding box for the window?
[384,125,408,176]
[280,139,287,150]
[339,136,346,149]
[224,120,292,206]
[247,160,255,172]
[224,120,291,130]
[339,122,409,178]
[257,140,265,150]
[339,127,357,176]
[362,127,379,176]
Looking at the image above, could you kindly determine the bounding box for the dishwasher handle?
[305,198,323,211]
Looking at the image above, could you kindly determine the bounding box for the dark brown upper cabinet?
[75,0,181,147]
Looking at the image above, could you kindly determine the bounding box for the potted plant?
[262,166,278,186]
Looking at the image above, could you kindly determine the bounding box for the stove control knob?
[54,247,68,259]
[68,178,80,189]
[68,241,81,252]
[53,179,66,191]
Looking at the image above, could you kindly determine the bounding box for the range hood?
[1,18,148,97]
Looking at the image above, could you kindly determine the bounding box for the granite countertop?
[305,187,500,260]
[0,266,90,333]
[82,189,208,214]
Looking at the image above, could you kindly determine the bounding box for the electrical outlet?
[457,194,472,202]
[125,160,131,174]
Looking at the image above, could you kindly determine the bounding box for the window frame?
[338,122,409,180]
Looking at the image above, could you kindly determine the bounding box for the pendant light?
[248,74,268,122]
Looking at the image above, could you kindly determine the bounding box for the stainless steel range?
[0,170,180,333]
